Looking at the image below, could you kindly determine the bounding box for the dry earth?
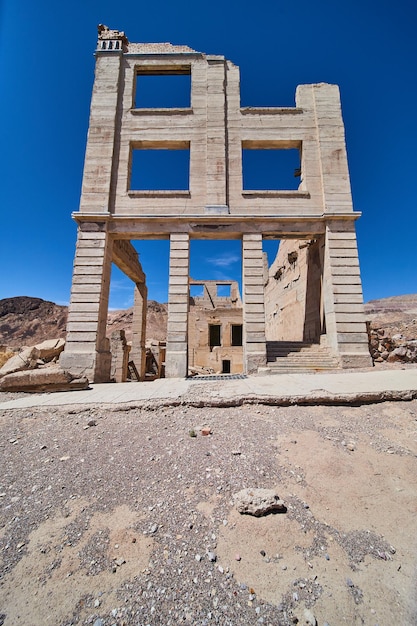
[0,395,416,626]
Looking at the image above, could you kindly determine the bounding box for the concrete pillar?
[130,282,147,380]
[165,233,190,378]
[60,223,113,382]
[242,233,267,373]
[322,222,372,367]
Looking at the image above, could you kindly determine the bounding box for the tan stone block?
[330,258,360,267]
[332,275,362,285]
[66,322,99,332]
[66,331,98,343]
[336,332,369,343]
[329,248,359,258]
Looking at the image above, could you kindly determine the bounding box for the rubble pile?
[368,328,417,364]
[0,338,88,392]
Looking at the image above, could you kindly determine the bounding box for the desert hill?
[1,293,416,353]
[0,297,167,351]
[364,293,417,340]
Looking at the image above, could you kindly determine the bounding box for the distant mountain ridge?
[0,294,416,351]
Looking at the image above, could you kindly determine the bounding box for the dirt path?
[1,399,416,625]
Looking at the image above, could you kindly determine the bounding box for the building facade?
[60,26,371,381]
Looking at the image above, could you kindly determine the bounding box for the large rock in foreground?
[0,339,66,378]
[233,488,286,516]
[0,347,41,377]
[0,368,89,393]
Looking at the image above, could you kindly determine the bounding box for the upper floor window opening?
[134,66,192,109]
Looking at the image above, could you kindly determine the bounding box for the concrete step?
[264,339,340,374]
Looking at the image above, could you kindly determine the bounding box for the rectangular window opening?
[190,284,204,298]
[130,143,190,191]
[135,69,191,109]
[209,324,221,350]
[231,324,243,347]
[242,142,301,191]
[217,284,231,297]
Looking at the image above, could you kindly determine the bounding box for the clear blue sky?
[1,0,416,308]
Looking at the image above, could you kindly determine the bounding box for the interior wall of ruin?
[264,239,322,342]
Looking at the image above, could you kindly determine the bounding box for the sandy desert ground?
[0,396,416,626]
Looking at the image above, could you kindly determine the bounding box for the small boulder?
[233,488,286,516]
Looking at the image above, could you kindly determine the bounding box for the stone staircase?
[262,338,340,374]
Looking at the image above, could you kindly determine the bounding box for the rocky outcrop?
[0,368,88,392]
[0,297,67,349]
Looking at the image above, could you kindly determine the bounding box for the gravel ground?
[0,396,416,626]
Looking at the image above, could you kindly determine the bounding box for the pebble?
[207,551,217,562]
[303,608,317,625]
[235,554,241,561]
[93,620,104,626]
[195,554,202,562]
[260,550,266,557]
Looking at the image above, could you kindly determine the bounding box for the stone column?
[110,330,130,382]
[165,233,190,378]
[242,233,267,373]
[60,222,113,382]
[130,282,148,380]
[322,222,372,367]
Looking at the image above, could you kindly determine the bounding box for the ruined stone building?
[60,26,372,381]
[188,280,243,374]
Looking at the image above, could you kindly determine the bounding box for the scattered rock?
[233,488,286,516]
[201,427,211,436]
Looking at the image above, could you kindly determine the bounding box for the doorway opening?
[222,359,231,374]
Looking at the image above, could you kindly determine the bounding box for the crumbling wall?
[264,240,322,342]
[188,281,243,374]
